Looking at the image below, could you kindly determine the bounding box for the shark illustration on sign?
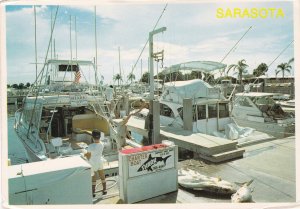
[137,154,171,172]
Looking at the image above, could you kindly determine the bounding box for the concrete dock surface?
[95,136,295,204]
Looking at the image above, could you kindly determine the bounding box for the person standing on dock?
[84,129,107,197]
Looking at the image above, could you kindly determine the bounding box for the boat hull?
[234,118,294,138]
[16,133,44,162]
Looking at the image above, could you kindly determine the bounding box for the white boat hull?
[234,118,294,138]
[15,133,44,162]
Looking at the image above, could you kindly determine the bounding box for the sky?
[5,1,295,85]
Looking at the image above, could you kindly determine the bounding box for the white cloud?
[6,2,294,85]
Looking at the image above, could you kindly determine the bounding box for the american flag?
[74,69,81,83]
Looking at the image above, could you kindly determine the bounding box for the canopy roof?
[161,79,224,103]
[161,61,226,75]
[47,59,94,66]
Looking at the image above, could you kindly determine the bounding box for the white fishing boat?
[271,94,295,113]
[137,79,255,140]
[14,59,122,170]
[276,99,295,113]
[231,92,295,138]
[134,61,255,141]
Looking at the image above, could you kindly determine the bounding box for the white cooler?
[119,143,178,203]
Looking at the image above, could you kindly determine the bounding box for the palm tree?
[127,73,136,84]
[227,59,248,84]
[276,58,294,78]
[113,73,122,86]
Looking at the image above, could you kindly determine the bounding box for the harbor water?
[7,105,28,165]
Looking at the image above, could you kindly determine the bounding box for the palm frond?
[227,65,237,74]
[275,70,281,75]
[288,58,294,64]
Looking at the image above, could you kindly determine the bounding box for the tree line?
[8,58,293,88]
[7,82,32,89]
[137,58,294,84]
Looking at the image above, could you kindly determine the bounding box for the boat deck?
[127,116,245,162]
[94,136,295,204]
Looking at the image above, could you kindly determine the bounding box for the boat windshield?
[252,96,275,106]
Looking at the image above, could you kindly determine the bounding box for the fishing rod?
[126,3,168,83]
[208,26,253,84]
[220,26,253,63]
[25,6,60,138]
[252,40,294,84]
[268,40,294,68]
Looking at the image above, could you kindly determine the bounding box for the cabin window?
[177,105,197,122]
[208,104,217,118]
[219,103,229,118]
[254,97,275,106]
[58,64,79,72]
[160,104,174,117]
[177,107,183,120]
[238,97,252,107]
[196,105,206,120]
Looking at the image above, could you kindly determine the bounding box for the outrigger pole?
[220,26,253,63]
[26,6,60,138]
[94,6,98,85]
[268,40,294,68]
[70,15,73,79]
[251,40,294,84]
[127,3,168,82]
[34,6,38,88]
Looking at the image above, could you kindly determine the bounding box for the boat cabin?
[158,79,232,135]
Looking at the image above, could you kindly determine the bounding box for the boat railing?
[14,108,24,129]
[228,84,237,101]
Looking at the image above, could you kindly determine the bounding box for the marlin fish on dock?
[231,179,254,203]
[178,169,237,195]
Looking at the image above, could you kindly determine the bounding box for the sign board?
[69,94,88,106]
[119,144,178,203]
[127,147,175,178]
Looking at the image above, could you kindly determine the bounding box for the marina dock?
[6,133,295,205]
[94,136,295,204]
[127,116,246,163]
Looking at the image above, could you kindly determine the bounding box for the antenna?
[70,15,73,79]
[141,59,143,82]
[94,6,98,85]
[50,8,53,60]
[34,6,38,88]
[118,46,122,86]
[54,38,56,77]
[75,16,77,60]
